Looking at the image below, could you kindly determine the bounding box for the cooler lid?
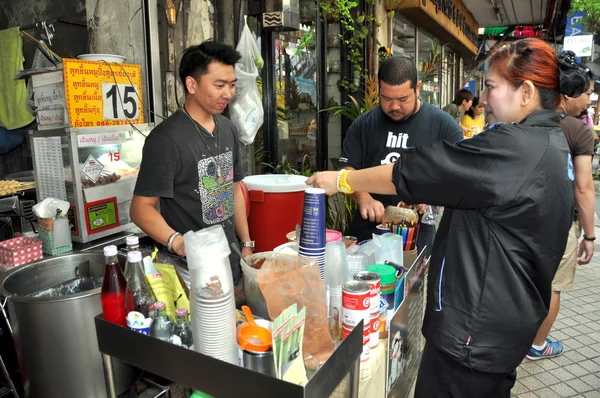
[242,175,309,193]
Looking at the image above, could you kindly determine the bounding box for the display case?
[29,124,152,243]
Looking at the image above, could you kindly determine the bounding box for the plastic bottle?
[150,301,173,342]
[101,245,127,327]
[124,236,140,279]
[125,251,155,318]
[171,308,193,348]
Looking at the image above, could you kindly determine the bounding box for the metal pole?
[349,357,360,398]
[142,0,165,124]
[101,353,118,398]
[316,1,328,171]
[260,27,277,167]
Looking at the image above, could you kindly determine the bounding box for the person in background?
[307,38,574,397]
[442,88,474,135]
[339,55,462,242]
[527,51,596,360]
[130,41,253,287]
[460,97,486,138]
[580,108,594,129]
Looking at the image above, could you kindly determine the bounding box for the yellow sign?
[63,58,144,128]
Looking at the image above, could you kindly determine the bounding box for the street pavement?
[510,194,600,398]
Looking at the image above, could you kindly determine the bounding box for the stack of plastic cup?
[324,240,351,341]
[184,225,238,365]
[298,188,326,279]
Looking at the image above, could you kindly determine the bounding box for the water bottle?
[171,308,193,348]
[125,251,155,317]
[150,301,173,342]
[101,245,127,327]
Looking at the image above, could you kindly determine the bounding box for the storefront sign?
[387,250,429,397]
[565,11,586,37]
[564,35,594,57]
[400,0,478,56]
[84,197,120,235]
[77,132,125,148]
[63,58,144,128]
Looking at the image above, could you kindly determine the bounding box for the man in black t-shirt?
[339,56,463,242]
[131,41,253,284]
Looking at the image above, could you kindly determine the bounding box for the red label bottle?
[101,245,127,326]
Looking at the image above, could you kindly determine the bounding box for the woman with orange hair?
[308,38,578,397]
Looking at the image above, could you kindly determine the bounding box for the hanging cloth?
[0,27,35,130]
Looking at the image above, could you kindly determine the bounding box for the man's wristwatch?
[240,241,255,250]
[583,235,596,241]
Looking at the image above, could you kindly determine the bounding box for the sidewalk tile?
[516,393,538,398]
[578,346,600,359]
[550,355,574,366]
[563,351,588,363]
[563,363,589,377]
[520,375,545,390]
[574,325,595,334]
[548,367,576,382]
[538,359,559,371]
[512,381,529,394]
[578,359,600,373]
[566,378,594,394]
[563,338,584,350]
[549,383,577,397]
[520,361,546,375]
[575,335,598,346]
[551,330,571,341]
[534,372,560,386]
[583,391,600,398]
[580,374,600,390]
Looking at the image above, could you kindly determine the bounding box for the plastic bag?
[257,253,334,369]
[230,16,264,145]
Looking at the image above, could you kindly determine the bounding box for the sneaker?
[526,338,564,360]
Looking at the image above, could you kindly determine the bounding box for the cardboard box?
[0,237,43,267]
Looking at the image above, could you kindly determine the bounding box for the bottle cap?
[154,301,166,309]
[103,245,118,256]
[175,308,188,317]
[127,251,143,263]
[126,236,139,246]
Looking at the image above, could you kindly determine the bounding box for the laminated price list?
[33,137,67,201]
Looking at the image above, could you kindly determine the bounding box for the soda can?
[354,271,381,316]
[342,236,358,249]
[369,312,380,348]
[299,188,326,250]
[342,281,370,330]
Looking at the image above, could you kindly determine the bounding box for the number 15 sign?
[63,58,144,128]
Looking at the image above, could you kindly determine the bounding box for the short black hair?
[452,89,474,105]
[558,51,592,98]
[378,56,418,89]
[465,97,480,118]
[179,40,241,93]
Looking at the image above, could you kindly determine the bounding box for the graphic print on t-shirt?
[381,131,409,165]
[197,151,235,225]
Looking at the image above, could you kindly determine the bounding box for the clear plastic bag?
[231,17,264,145]
[257,253,335,369]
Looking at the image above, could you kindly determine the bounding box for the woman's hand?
[306,171,339,195]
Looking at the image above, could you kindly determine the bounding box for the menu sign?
[387,249,429,397]
[63,58,144,128]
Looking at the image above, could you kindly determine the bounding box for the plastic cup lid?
[127,250,143,263]
[366,264,397,285]
[103,245,118,256]
[126,236,139,246]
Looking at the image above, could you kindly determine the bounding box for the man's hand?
[358,197,385,223]
[306,171,339,195]
[578,239,594,265]
[398,201,426,214]
[171,235,186,257]
[241,247,253,258]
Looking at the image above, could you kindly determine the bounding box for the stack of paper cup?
[298,188,326,279]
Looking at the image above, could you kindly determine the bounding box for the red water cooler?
[242,175,308,253]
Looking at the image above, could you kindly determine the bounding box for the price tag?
[102,83,140,121]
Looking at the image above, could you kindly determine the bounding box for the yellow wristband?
[337,169,354,194]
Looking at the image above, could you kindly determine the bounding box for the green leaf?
[356,15,365,23]
[387,11,395,19]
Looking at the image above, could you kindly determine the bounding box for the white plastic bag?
[231,17,264,145]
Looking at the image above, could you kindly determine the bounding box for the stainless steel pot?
[0,252,141,397]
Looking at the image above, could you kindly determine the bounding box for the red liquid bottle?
[101,245,127,326]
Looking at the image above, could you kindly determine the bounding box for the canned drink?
[342,236,358,249]
[342,324,370,361]
[342,281,370,329]
[354,271,381,315]
[369,312,380,348]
